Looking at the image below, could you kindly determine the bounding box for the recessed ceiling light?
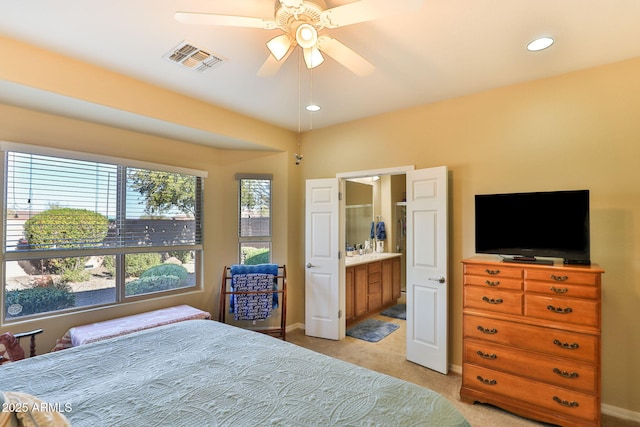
[527,37,554,52]
[306,104,321,112]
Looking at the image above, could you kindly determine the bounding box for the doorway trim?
[337,165,415,180]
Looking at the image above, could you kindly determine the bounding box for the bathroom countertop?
[344,252,402,267]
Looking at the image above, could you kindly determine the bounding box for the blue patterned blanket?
[229,264,279,321]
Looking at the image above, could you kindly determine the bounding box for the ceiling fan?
[175,0,423,77]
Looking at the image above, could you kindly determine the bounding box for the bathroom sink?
[345,252,402,266]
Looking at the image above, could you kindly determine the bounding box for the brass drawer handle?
[476,375,497,385]
[485,280,500,286]
[483,296,503,304]
[477,325,498,334]
[547,305,573,314]
[553,396,579,408]
[553,368,579,379]
[485,269,500,275]
[550,286,568,294]
[553,339,579,350]
[551,275,569,282]
[476,350,497,360]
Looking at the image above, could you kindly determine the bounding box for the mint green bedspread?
[1,320,470,426]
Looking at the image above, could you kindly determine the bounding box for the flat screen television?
[475,190,590,265]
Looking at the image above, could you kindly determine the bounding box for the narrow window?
[237,175,272,265]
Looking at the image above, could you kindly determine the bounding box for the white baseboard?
[602,403,640,422]
[287,322,305,332]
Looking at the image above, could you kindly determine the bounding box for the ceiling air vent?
[164,41,225,72]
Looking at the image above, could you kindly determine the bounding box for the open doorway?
[305,166,449,373]
[339,167,411,337]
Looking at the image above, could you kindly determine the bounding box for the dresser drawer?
[464,264,522,279]
[525,295,599,327]
[464,286,522,315]
[525,268,598,286]
[464,314,598,362]
[464,339,597,393]
[465,274,523,290]
[463,364,597,423]
[525,280,598,299]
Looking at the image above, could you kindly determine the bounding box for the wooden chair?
[0,329,44,365]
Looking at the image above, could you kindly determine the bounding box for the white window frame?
[236,174,272,264]
[1,141,207,323]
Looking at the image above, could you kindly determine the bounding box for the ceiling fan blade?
[175,12,277,30]
[257,47,294,77]
[317,36,375,76]
[321,0,423,28]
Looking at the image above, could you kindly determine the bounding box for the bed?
[1,319,469,426]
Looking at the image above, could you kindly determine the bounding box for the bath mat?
[346,319,399,343]
[381,303,406,320]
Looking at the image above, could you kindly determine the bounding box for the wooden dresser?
[461,256,604,426]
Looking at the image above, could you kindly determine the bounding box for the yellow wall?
[300,57,640,413]
[0,36,292,152]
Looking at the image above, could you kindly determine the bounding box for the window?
[237,175,271,265]
[2,144,205,321]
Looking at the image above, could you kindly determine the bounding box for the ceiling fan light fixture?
[176,0,383,77]
[306,104,321,112]
[266,34,292,61]
[303,46,324,69]
[296,23,318,49]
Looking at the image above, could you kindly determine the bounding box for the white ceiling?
[2,0,640,145]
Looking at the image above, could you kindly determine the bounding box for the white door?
[406,166,449,374]
[305,178,343,340]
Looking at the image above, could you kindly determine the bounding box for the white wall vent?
[164,41,225,72]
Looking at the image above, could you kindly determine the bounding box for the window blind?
[5,151,203,253]
[238,178,271,238]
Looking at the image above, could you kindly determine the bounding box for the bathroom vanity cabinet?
[346,253,402,326]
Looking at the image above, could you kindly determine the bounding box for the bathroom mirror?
[345,175,406,250]
[345,179,375,250]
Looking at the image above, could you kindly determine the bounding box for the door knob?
[429,276,446,283]
[306,262,314,268]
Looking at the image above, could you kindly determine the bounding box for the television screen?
[475,190,590,264]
